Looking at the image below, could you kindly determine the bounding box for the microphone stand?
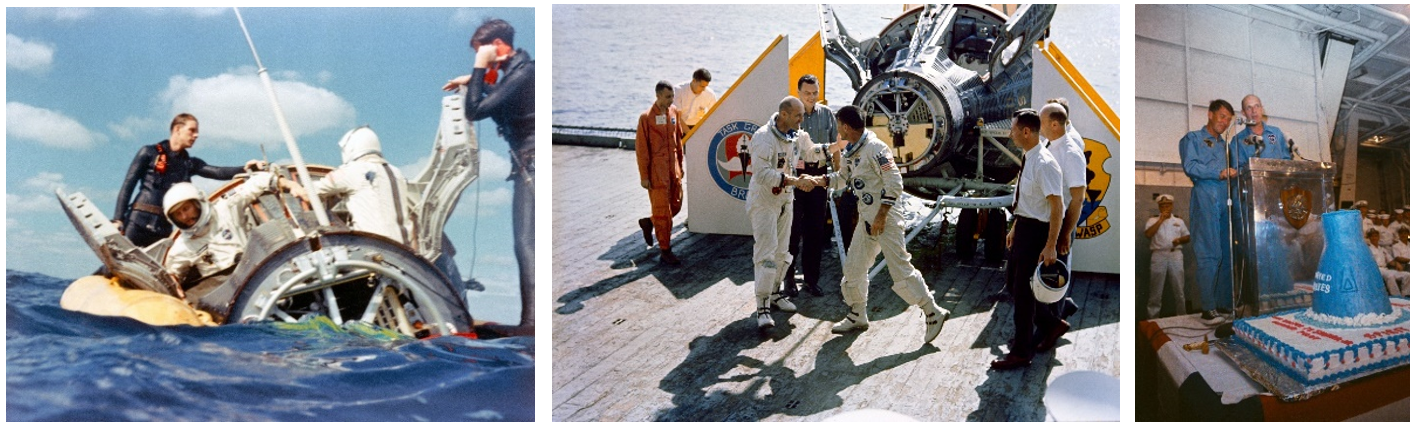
[1223,122,1235,319]
[1225,118,1260,319]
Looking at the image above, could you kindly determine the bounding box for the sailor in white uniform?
[1145,194,1190,319]
[1367,228,1409,296]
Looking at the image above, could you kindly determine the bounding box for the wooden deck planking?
[553,145,1121,421]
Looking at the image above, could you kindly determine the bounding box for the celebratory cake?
[1232,298,1408,384]
[1232,210,1410,386]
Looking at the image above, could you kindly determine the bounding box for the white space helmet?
[338,126,382,163]
[1031,260,1070,304]
[163,182,212,236]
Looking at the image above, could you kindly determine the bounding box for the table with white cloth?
[1137,313,1409,421]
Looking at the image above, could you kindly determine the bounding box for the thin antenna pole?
[234,7,330,227]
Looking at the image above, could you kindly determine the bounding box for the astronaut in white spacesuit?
[309,126,416,248]
[746,96,831,330]
[163,174,306,289]
[808,105,950,343]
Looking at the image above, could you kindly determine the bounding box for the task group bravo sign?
[705,120,760,202]
[684,36,789,236]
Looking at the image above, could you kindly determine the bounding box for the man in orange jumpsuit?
[637,80,687,265]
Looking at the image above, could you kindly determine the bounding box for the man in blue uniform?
[1230,94,1290,171]
[1181,100,1239,321]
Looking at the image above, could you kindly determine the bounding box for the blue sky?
[5,7,535,324]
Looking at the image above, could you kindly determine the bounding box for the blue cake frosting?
[1311,210,1394,319]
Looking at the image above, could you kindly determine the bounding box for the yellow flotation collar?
[60,275,217,327]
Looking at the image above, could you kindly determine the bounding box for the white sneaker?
[756,308,774,329]
[831,311,869,333]
[924,306,950,343]
[770,293,797,312]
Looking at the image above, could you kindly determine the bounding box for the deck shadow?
[966,353,1060,421]
[653,319,939,421]
[555,226,754,315]
[966,271,1120,350]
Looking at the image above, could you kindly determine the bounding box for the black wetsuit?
[465,48,536,330]
[115,140,244,248]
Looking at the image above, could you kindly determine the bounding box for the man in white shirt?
[1039,102,1086,327]
[991,108,1066,371]
[674,68,719,129]
[1144,194,1190,319]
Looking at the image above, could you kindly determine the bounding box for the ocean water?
[4,270,534,422]
[552,4,1119,129]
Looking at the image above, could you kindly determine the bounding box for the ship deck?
[551,144,1122,421]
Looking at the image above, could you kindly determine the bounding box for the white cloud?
[7,34,55,74]
[480,150,512,181]
[107,116,159,141]
[451,9,489,26]
[16,7,93,22]
[181,8,227,18]
[24,172,65,192]
[316,71,334,85]
[159,72,357,147]
[5,102,108,149]
[6,193,55,214]
[473,187,513,208]
[8,172,117,216]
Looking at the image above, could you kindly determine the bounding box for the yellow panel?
[788,32,827,102]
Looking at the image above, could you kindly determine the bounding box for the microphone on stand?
[1289,138,1304,161]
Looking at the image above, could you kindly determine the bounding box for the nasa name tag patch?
[655,115,667,125]
[862,193,874,205]
[853,178,865,190]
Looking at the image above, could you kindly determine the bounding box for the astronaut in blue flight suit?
[1180,99,1239,321]
[1229,94,1291,171]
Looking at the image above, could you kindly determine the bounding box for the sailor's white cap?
[1155,194,1174,204]
[1354,200,1369,208]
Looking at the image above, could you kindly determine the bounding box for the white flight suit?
[746,114,827,311]
[165,172,279,281]
[311,155,416,248]
[826,130,940,319]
